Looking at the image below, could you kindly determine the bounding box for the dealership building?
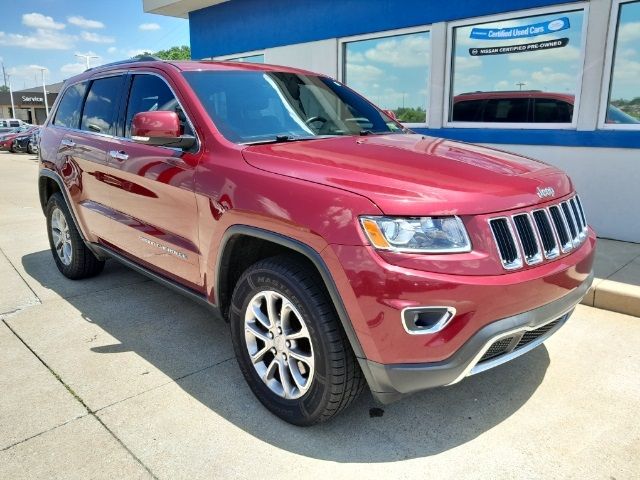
[144,0,639,243]
[0,82,62,125]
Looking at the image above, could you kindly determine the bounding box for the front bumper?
[359,271,593,403]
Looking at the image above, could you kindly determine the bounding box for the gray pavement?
[1,151,639,479]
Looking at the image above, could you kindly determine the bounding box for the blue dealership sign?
[470,17,570,40]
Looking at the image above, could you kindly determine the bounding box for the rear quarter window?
[53,82,88,129]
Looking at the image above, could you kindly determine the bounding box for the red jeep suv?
[38,58,595,425]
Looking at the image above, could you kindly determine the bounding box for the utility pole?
[7,74,15,119]
[516,81,526,91]
[1,62,7,89]
[38,68,49,117]
[75,53,99,70]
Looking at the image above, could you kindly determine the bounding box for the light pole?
[38,68,49,117]
[516,81,526,91]
[7,74,15,119]
[75,54,99,70]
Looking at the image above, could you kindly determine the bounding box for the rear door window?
[53,82,88,129]
[482,98,529,123]
[81,76,124,136]
[532,99,573,123]
[452,100,484,121]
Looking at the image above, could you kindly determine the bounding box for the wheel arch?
[215,225,365,359]
[38,169,106,260]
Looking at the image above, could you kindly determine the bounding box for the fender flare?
[216,225,365,359]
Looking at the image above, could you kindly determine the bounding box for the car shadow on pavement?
[22,250,550,463]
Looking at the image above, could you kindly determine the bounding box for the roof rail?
[86,55,162,71]
[458,89,544,95]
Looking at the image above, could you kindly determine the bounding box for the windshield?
[183,70,404,144]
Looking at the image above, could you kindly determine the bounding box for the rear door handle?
[61,139,76,148]
[108,150,129,161]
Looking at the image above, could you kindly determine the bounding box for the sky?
[345,31,430,117]
[0,0,189,90]
[609,0,640,102]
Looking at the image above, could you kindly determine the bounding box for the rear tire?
[229,255,365,426]
[45,192,105,279]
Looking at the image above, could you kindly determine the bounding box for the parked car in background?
[452,91,639,124]
[0,125,38,152]
[38,59,594,425]
[0,119,27,134]
[11,127,40,154]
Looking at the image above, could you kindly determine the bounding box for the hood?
[241,134,573,216]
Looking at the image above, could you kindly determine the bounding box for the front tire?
[230,255,365,426]
[45,192,105,279]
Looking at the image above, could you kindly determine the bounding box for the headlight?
[360,216,471,253]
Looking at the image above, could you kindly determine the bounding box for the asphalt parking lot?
[1,150,639,479]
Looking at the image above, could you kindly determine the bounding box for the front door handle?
[108,150,129,161]
[61,139,76,148]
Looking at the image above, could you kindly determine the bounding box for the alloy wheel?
[244,290,315,399]
[51,207,73,265]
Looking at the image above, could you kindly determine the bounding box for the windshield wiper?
[242,135,337,146]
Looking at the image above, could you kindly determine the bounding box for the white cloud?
[22,13,65,30]
[81,31,114,44]
[346,50,364,64]
[618,22,640,44]
[107,46,117,54]
[344,63,383,84]
[453,74,485,94]
[509,68,527,78]
[126,48,153,58]
[0,29,75,50]
[363,34,430,68]
[68,16,104,29]
[6,64,50,87]
[509,45,581,63]
[455,55,482,70]
[529,67,574,90]
[60,62,86,75]
[494,80,511,90]
[139,23,161,31]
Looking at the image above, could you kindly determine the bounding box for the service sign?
[470,17,570,40]
[21,95,44,105]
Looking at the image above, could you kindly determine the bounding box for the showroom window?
[601,0,640,128]
[447,8,586,127]
[229,54,264,63]
[342,29,430,124]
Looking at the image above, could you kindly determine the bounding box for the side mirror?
[382,109,397,121]
[131,111,196,149]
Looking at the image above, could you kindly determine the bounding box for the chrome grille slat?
[561,201,579,244]
[489,218,522,270]
[575,195,587,229]
[512,214,542,265]
[532,209,559,259]
[490,195,588,271]
[549,205,572,252]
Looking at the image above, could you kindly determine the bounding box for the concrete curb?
[581,277,640,317]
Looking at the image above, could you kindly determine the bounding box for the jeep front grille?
[489,195,588,271]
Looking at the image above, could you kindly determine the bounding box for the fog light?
[401,307,456,335]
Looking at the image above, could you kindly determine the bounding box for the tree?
[0,85,8,93]
[134,45,191,60]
